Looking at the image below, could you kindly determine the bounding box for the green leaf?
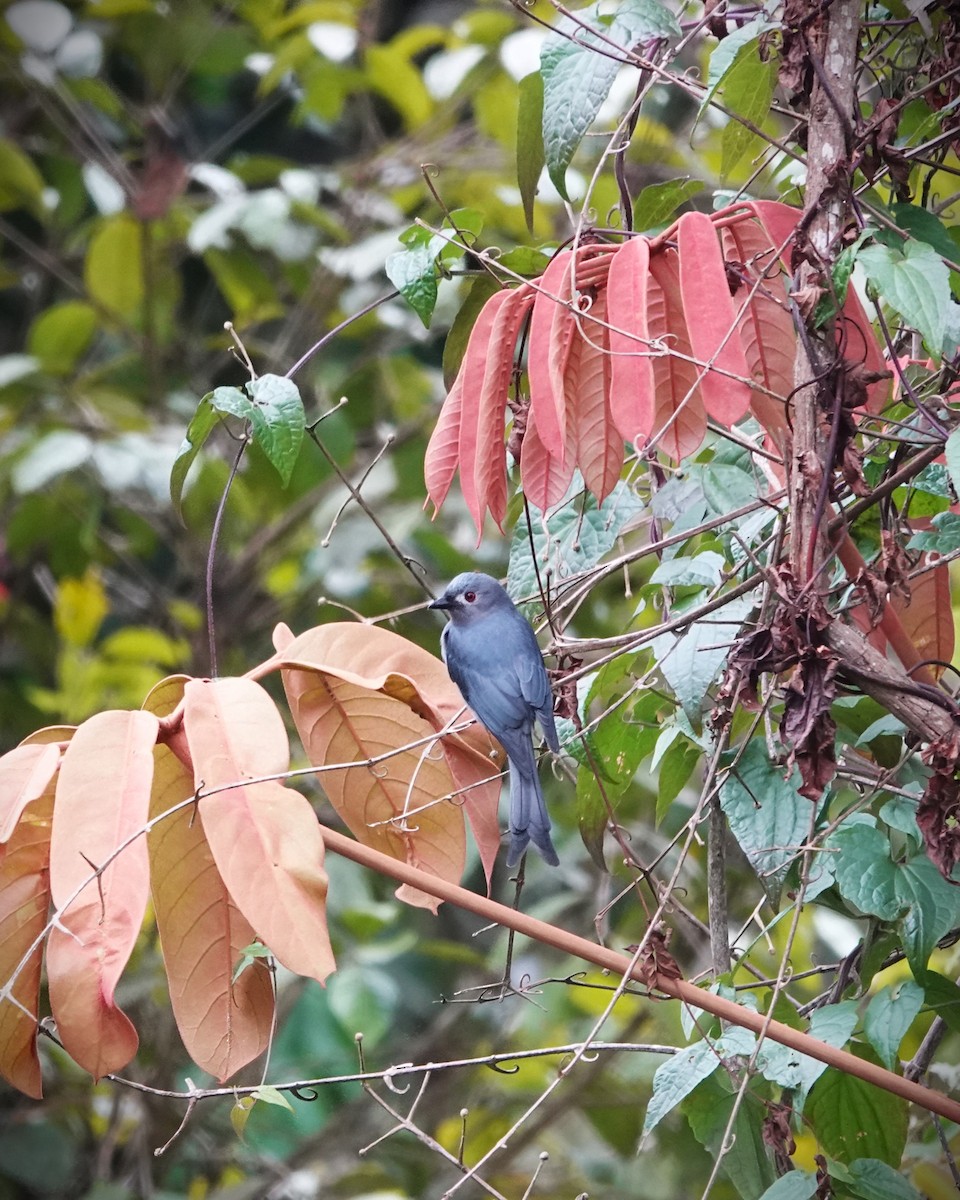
[26,301,98,374]
[386,243,440,327]
[889,203,960,269]
[656,734,701,822]
[846,1158,923,1200]
[701,15,780,113]
[652,594,753,724]
[507,479,644,598]
[250,1085,293,1111]
[365,43,433,128]
[755,1002,858,1103]
[719,47,779,179]
[756,1173,818,1200]
[863,980,924,1069]
[84,214,144,319]
[170,396,220,520]
[720,740,812,906]
[684,1073,777,1200]
[643,1026,754,1136]
[540,0,680,199]
[701,461,759,516]
[517,72,545,232]
[442,275,500,388]
[942,428,960,503]
[921,971,960,1035]
[806,1057,908,1167]
[906,510,960,553]
[634,178,704,231]
[895,854,960,979]
[245,374,305,486]
[0,137,46,216]
[857,238,952,356]
[827,821,901,920]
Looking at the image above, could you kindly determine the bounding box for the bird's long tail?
[505,759,559,867]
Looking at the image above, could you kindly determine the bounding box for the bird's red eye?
[464,591,477,603]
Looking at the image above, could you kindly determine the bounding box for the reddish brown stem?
[320,825,960,1126]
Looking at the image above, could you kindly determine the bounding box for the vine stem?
[319,824,960,1125]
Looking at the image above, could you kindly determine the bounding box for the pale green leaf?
[27,301,98,374]
[652,594,753,723]
[863,981,924,1069]
[720,739,812,906]
[540,0,680,199]
[643,1027,754,1136]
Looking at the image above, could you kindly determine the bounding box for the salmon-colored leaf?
[528,249,576,458]
[606,236,655,444]
[47,709,159,1079]
[456,286,530,538]
[567,289,623,503]
[647,248,708,461]
[149,742,274,1081]
[720,217,795,449]
[677,211,752,425]
[473,286,535,532]
[182,677,335,985]
[0,786,54,1098]
[0,743,60,843]
[274,624,503,895]
[424,365,465,517]
[519,403,576,513]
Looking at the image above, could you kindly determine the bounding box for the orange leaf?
[182,677,335,985]
[720,217,795,450]
[647,248,708,461]
[606,235,656,444]
[520,401,576,513]
[528,249,576,459]
[892,558,954,669]
[149,743,273,1081]
[0,743,60,842]
[677,211,752,425]
[424,364,465,518]
[0,786,54,1098]
[567,289,623,503]
[47,709,159,1078]
[274,624,504,895]
[284,670,465,911]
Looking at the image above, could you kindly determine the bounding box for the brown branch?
[320,825,960,1125]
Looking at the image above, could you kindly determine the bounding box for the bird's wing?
[513,622,560,752]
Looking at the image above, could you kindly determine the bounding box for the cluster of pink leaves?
[424,201,888,539]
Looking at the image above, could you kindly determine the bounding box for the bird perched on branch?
[430,572,560,866]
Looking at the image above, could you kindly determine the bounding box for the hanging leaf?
[606,235,656,444]
[565,289,623,503]
[646,248,708,460]
[677,211,751,424]
[517,71,545,232]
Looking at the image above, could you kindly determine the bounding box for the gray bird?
[430,572,560,867]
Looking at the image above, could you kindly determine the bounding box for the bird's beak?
[429,595,451,610]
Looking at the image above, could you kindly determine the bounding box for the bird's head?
[429,572,511,624]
